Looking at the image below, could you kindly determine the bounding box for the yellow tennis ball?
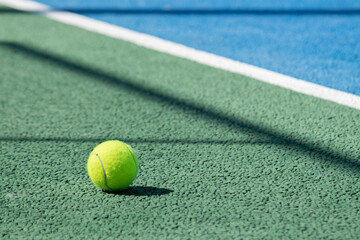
[87,140,139,191]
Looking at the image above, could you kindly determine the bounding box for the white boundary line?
[1,0,360,110]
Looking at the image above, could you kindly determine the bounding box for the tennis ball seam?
[92,153,113,191]
[126,145,138,172]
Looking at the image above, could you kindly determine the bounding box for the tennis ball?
[87,140,139,191]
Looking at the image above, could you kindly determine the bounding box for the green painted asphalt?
[1,6,360,239]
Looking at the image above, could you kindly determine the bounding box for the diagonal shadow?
[1,41,359,172]
[1,7,360,15]
[0,136,272,145]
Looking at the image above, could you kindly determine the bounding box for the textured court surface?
[1,6,360,239]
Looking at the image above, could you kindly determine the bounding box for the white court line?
[1,0,360,110]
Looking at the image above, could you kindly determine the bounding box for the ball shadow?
[105,186,173,196]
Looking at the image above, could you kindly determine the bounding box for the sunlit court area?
[1,0,360,239]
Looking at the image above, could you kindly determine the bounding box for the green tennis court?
[1,5,360,239]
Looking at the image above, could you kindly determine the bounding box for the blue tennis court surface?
[35,0,360,95]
